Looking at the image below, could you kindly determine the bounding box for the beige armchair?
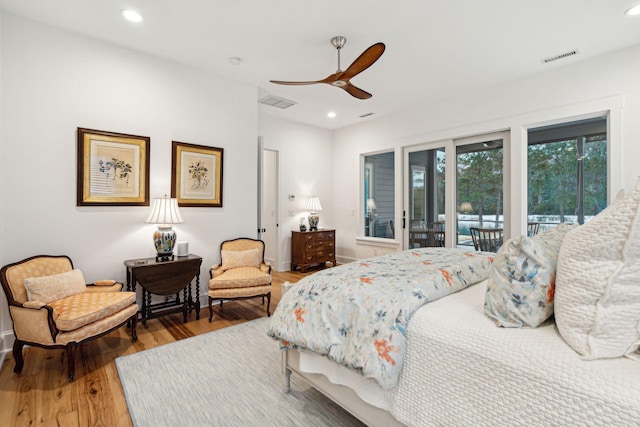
[208,238,272,322]
[0,255,138,381]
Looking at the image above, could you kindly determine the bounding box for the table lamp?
[306,196,322,231]
[145,195,184,261]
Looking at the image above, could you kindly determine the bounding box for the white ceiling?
[2,0,640,130]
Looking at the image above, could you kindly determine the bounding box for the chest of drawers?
[291,230,336,273]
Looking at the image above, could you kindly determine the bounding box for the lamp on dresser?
[145,195,184,261]
[306,196,322,231]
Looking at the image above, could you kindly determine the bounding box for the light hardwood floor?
[0,268,320,427]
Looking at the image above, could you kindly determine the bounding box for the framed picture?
[77,128,150,206]
[171,141,224,207]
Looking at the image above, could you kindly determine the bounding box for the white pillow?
[221,249,261,270]
[24,269,87,304]
[555,178,640,359]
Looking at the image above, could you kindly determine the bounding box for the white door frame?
[403,140,452,249]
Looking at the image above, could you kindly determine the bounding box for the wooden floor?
[0,268,320,427]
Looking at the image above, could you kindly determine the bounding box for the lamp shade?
[367,198,377,211]
[459,201,473,213]
[145,197,184,224]
[306,196,322,212]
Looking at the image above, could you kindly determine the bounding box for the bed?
[267,247,640,426]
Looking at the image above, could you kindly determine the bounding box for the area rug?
[116,318,364,426]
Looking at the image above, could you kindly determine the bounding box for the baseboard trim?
[1,329,14,353]
[336,256,358,264]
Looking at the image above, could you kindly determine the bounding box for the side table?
[124,254,202,325]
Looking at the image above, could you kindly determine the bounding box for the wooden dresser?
[291,229,336,272]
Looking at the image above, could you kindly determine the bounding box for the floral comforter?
[267,248,495,390]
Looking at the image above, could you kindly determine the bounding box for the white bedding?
[298,280,640,426]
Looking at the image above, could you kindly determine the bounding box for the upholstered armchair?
[208,238,272,322]
[0,255,138,381]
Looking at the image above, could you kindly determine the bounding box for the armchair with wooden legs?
[208,238,272,322]
[0,255,138,381]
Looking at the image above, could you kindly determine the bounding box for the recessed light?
[327,111,336,118]
[121,9,143,23]
[625,4,640,16]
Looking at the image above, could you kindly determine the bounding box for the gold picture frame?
[171,141,224,207]
[77,128,150,206]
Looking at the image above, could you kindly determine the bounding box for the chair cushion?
[49,291,136,331]
[209,267,271,290]
[24,269,87,304]
[208,284,271,299]
[221,249,261,270]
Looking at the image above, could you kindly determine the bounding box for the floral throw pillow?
[24,269,87,304]
[484,224,574,328]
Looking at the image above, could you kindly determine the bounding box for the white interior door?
[260,148,279,268]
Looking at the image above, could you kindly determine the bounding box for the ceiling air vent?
[359,112,375,118]
[541,49,579,64]
[259,95,297,109]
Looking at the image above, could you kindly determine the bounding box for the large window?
[528,117,607,231]
[363,151,395,238]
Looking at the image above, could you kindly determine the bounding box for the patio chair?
[470,227,504,252]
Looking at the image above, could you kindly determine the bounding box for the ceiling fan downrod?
[331,36,347,72]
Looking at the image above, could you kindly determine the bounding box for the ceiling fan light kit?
[270,36,385,99]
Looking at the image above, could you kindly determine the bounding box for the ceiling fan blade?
[340,42,385,81]
[343,83,372,99]
[270,80,323,85]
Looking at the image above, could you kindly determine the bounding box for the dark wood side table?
[291,229,336,272]
[124,254,202,325]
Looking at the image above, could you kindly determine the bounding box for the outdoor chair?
[208,238,272,322]
[527,222,541,236]
[0,255,138,381]
[470,227,504,252]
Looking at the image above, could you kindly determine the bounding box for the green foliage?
[527,137,607,222]
[457,148,503,223]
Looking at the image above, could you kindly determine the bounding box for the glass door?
[455,135,505,249]
[404,145,446,248]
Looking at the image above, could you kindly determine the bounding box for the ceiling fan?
[270,36,385,100]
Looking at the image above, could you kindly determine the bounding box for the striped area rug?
[116,318,365,427]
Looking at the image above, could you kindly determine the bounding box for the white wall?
[333,44,640,260]
[0,14,258,345]
[258,114,333,271]
[0,10,5,358]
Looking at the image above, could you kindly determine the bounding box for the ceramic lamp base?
[153,225,176,261]
[308,213,319,231]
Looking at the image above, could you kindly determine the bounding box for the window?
[363,151,395,239]
[528,117,607,231]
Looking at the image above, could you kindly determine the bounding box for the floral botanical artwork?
[77,128,149,206]
[91,143,137,196]
[187,160,210,191]
[172,141,223,207]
